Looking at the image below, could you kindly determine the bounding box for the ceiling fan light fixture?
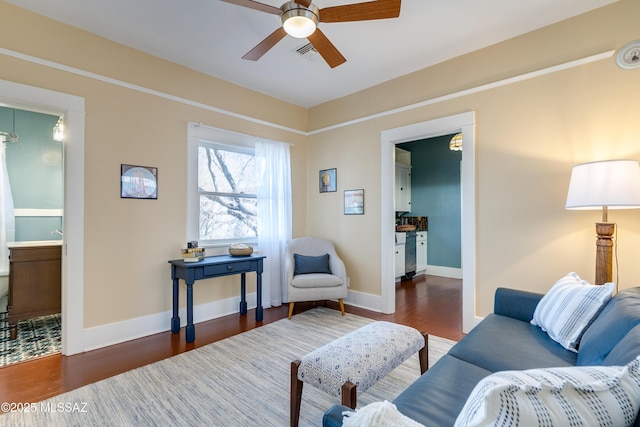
[281,1,319,38]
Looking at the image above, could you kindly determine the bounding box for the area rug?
[0,312,61,367]
[0,307,456,426]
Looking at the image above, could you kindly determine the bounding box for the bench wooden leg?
[341,381,357,409]
[419,332,429,374]
[338,299,345,316]
[288,302,295,319]
[291,360,303,427]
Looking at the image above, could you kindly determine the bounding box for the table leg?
[256,269,263,322]
[239,273,248,315]
[171,277,180,334]
[186,280,195,343]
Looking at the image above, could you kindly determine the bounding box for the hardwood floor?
[0,274,462,409]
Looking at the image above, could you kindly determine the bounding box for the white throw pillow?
[454,357,640,427]
[531,272,614,352]
[342,401,425,427]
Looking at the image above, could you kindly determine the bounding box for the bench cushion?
[298,321,424,397]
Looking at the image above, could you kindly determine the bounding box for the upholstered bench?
[290,321,428,427]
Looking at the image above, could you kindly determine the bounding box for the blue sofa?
[323,287,640,426]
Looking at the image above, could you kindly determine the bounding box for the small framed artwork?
[344,189,364,215]
[121,164,158,199]
[319,168,337,193]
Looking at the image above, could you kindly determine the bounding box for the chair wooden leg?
[341,381,357,409]
[419,332,429,374]
[288,302,295,319]
[338,299,345,316]
[291,360,303,427]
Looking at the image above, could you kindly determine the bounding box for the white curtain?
[0,141,15,278]
[256,139,292,308]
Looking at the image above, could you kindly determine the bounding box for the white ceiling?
[7,0,617,108]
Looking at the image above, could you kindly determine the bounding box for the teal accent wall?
[399,134,462,268]
[0,107,63,241]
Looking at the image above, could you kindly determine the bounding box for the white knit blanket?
[342,400,425,427]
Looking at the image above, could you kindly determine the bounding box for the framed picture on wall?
[344,189,364,215]
[319,168,337,193]
[121,164,158,199]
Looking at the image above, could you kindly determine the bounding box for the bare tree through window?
[198,142,257,242]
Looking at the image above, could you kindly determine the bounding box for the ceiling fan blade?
[320,0,401,23]
[307,28,346,68]
[294,0,312,7]
[242,27,287,61]
[219,0,281,15]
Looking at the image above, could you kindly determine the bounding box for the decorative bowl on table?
[229,243,253,257]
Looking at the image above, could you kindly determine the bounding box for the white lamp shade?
[566,160,640,210]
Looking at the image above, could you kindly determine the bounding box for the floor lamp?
[565,160,640,285]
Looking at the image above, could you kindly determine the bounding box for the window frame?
[187,123,259,252]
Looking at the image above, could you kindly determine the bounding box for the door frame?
[380,111,478,332]
[0,79,85,355]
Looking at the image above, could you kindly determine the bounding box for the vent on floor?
[293,42,321,62]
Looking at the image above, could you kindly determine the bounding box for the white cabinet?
[416,231,427,273]
[394,232,406,279]
[395,163,411,212]
[395,244,405,278]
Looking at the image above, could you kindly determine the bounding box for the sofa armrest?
[494,287,544,322]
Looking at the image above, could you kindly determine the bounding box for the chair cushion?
[530,272,614,352]
[294,253,331,275]
[290,273,343,288]
[454,357,640,427]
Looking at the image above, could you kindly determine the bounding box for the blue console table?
[168,254,266,343]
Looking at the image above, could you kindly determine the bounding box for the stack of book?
[182,247,205,262]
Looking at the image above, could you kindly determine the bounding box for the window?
[188,123,261,248]
[198,141,257,244]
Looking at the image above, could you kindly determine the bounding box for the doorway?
[380,111,478,333]
[0,107,64,366]
[396,134,462,279]
[0,78,85,355]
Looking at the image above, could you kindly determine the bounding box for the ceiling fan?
[220,0,401,68]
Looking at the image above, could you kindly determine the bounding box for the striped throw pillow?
[455,357,640,427]
[531,272,614,352]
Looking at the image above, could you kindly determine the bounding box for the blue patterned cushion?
[531,272,614,352]
[298,321,424,397]
[455,357,640,427]
[293,253,331,275]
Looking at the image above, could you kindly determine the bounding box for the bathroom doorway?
[0,78,86,358]
[0,106,64,366]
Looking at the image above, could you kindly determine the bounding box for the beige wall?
[0,2,308,328]
[0,0,639,337]
[307,0,640,316]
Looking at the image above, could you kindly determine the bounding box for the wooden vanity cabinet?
[7,245,62,338]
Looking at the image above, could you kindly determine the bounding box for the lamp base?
[595,222,614,285]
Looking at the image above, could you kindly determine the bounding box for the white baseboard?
[425,265,462,279]
[82,283,466,351]
[345,289,383,312]
[82,293,258,352]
